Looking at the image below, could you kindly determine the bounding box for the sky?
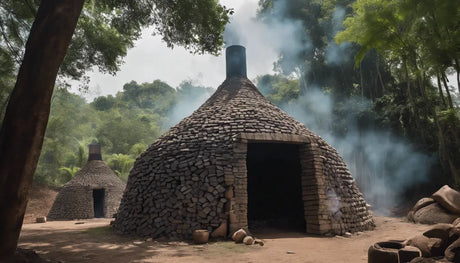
[75,0,458,101]
[75,0,276,100]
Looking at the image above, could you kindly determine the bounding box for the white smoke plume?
[167,0,435,214]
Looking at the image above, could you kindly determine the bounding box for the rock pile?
[406,219,460,262]
[408,185,460,225]
[368,219,460,263]
[231,228,264,246]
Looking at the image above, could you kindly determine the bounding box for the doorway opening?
[247,142,305,232]
[93,189,105,218]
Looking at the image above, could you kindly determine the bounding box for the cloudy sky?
[77,0,281,100]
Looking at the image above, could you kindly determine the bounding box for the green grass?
[83,226,113,236]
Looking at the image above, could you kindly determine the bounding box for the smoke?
[164,80,215,129]
[164,0,434,214]
[279,88,434,214]
[252,1,434,214]
[325,7,351,66]
[223,1,311,76]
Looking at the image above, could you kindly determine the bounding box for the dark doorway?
[247,143,305,232]
[93,189,105,218]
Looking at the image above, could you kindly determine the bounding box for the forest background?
[0,0,458,212]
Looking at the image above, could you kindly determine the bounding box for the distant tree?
[0,0,231,259]
[92,95,116,111]
[256,74,300,105]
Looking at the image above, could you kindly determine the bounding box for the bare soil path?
[18,216,431,263]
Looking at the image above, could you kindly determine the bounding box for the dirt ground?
[23,184,59,224]
[18,216,432,263]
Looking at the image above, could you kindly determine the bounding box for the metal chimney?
[226,45,247,78]
[88,141,102,161]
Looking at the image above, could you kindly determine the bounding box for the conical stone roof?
[48,160,125,220]
[113,76,375,238]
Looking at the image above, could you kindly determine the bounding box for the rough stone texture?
[445,238,460,262]
[48,160,125,220]
[232,228,247,243]
[407,235,444,258]
[243,236,255,245]
[413,203,459,225]
[36,217,46,223]
[431,185,460,215]
[112,77,375,239]
[413,198,437,213]
[254,239,264,246]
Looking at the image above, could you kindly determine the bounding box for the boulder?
[431,185,460,215]
[254,238,265,246]
[413,203,458,225]
[406,234,443,257]
[422,224,459,256]
[232,229,247,243]
[35,217,47,223]
[243,236,255,245]
[444,238,460,262]
[413,198,437,213]
[408,210,416,222]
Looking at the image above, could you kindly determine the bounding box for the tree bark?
[441,72,454,109]
[436,72,447,109]
[454,57,460,94]
[0,0,84,260]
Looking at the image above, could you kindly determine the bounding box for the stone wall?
[48,160,125,220]
[48,186,93,220]
[112,77,375,238]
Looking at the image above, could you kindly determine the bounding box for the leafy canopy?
[0,0,232,81]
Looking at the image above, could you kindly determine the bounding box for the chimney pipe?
[88,141,102,161]
[226,45,247,78]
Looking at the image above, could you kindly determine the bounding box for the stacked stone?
[113,77,375,238]
[48,160,126,220]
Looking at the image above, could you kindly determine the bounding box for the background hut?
[113,45,375,238]
[48,143,125,220]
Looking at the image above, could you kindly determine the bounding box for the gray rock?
[232,229,247,243]
[413,203,458,225]
[243,236,254,245]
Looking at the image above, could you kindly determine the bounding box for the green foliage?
[0,0,232,83]
[258,0,459,187]
[107,154,135,182]
[31,79,213,186]
[256,74,300,105]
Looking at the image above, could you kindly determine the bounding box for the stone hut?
[48,143,125,220]
[113,45,375,238]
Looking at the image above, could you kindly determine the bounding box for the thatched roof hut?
[112,45,374,238]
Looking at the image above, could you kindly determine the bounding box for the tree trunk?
[441,72,454,109]
[436,72,447,109]
[0,0,84,260]
[376,56,385,97]
[454,57,460,94]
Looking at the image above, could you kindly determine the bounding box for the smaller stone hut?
[48,143,125,220]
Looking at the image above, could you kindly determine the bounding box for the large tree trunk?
[0,0,84,260]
